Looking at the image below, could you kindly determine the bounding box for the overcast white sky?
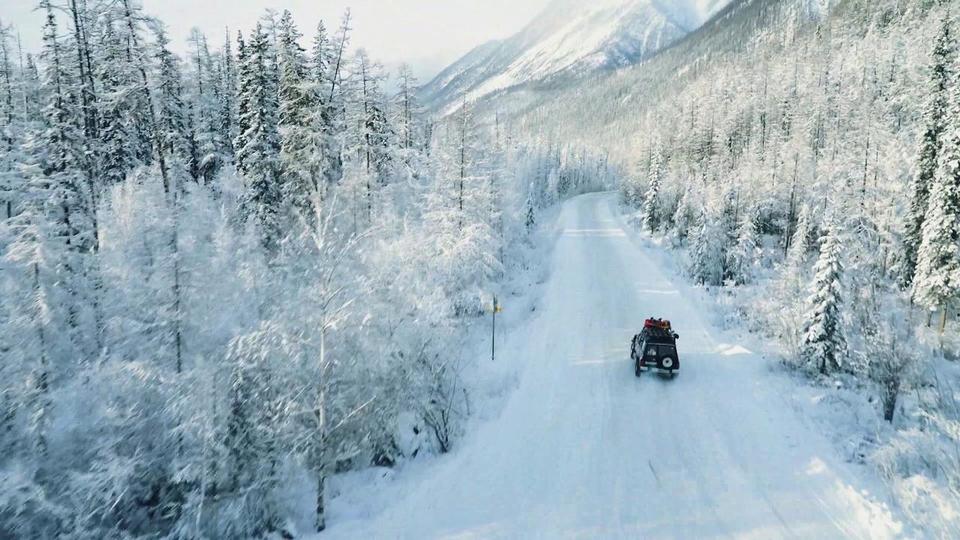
[2,0,552,81]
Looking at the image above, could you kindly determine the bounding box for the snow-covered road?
[323,192,901,539]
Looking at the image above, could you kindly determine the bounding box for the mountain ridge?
[420,0,732,113]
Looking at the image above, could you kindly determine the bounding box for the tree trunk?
[316,329,328,532]
[33,262,49,459]
[316,462,326,532]
[172,201,183,375]
[882,377,900,423]
[938,304,949,335]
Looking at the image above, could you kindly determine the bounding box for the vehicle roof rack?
[644,318,672,330]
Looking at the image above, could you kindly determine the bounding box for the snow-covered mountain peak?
[420,0,733,113]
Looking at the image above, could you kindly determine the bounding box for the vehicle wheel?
[635,360,642,378]
[670,371,677,379]
[661,357,675,370]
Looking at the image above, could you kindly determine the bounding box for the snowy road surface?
[323,193,901,539]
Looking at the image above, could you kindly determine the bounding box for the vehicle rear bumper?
[639,364,679,372]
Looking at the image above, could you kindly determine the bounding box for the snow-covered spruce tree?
[235,23,283,252]
[0,21,17,219]
[314,11,352,189]
[233,31,250,163]
[1,6,99,509]
[217,28,237,159]
[308,21,344,192]
[29,0,98,359]
[153,25,189,174]
[903,17,955,289]
[913,107,960,334]
[20,54,42,125]
[188,28,231,184]
[310,21,331,92]
[689,187,735,286]
[277,10,322,219]
[151,21,192,410]
[671,185,697,245]
[1,163,71,537]
[727,208,761,286]
[0,20,13,133]
[785,203,813,275]
[641,148,663,233]
[801,223,845,375]
[95,2,155,184]
[690,209,724,286]
[62,0,98,146]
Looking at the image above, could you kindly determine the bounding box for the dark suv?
[631,319,680,378]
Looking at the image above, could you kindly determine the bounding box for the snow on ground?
[315,192,904,539]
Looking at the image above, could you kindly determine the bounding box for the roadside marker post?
[492,295,503,362]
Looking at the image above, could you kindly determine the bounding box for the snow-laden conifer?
[641,148,663,233]
[802,223,845,374]
[903,18,955,288]
[913,99,960,332]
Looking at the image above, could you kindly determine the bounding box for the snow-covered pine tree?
[310,21,330,87]
[95,15,147,185]
[801,223,845,375]
[21,54,42,125]
[0,20,13,130]
[277,10,326,220]
[348,49,393,200]
[114,0,157,165]
[728,208,761,286]
[0,21,18,219]
[153,25,189,176]
[235,23,283,251]
[30,0,98,358]
[317,10,352,192]
[218,28,237,159]
[671,185,697,245]
[64,0,98,144]
[310,19,345,190]
[1,164,68,540]
[185,28,225,183]
[277,11,311,132]
[913,88,960,334]
[690,186,736,286]
[233,31,250,163]
[3,2,105,476]
[785,203,812,273]
[903,17,955,289]
[690,208,724,286]
[641,148,663,233]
